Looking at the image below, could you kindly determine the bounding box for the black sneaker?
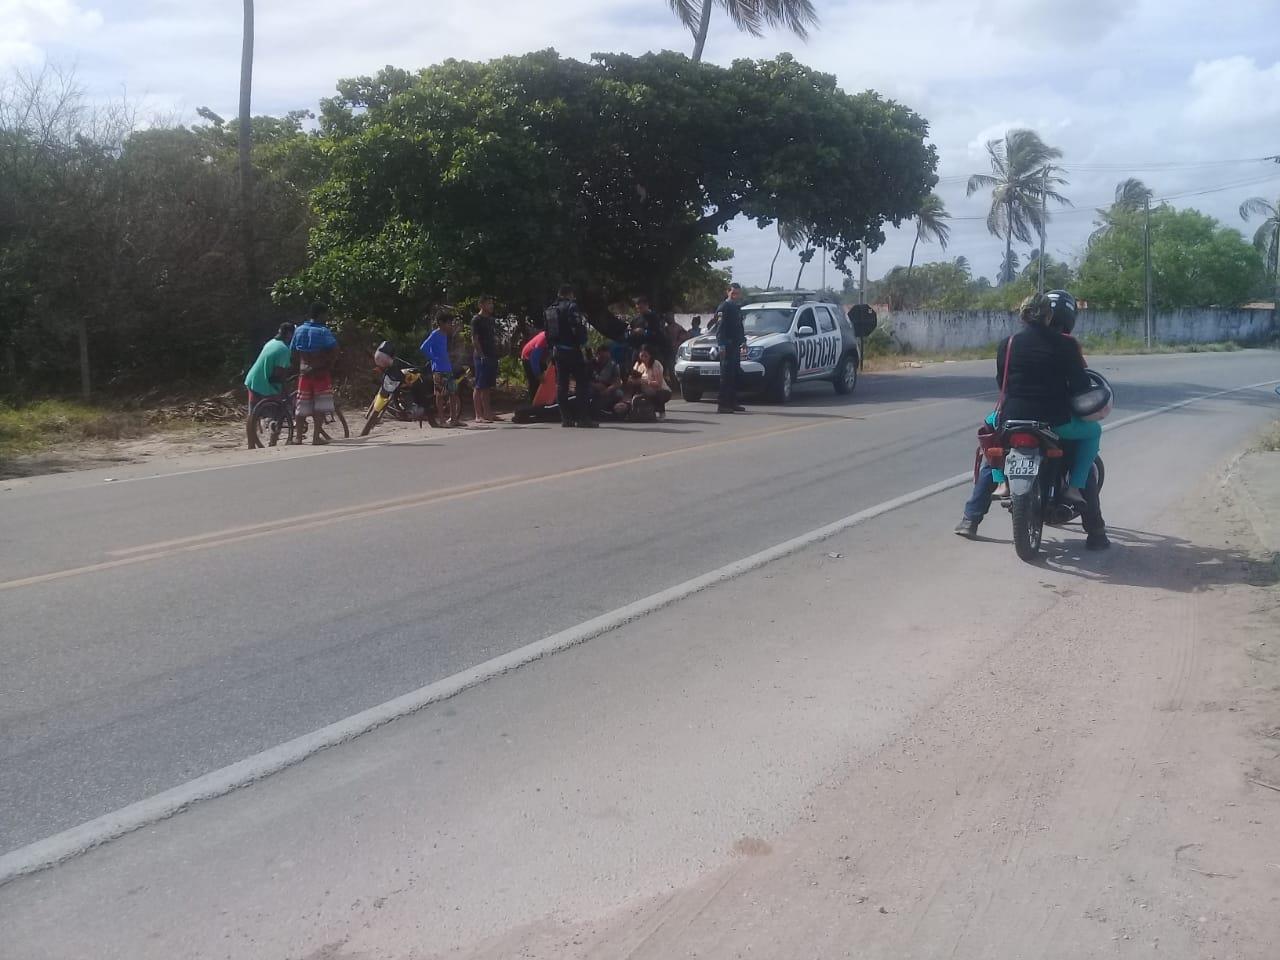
[576,419,599,428]
[1086,531,1111,551]
[716,407,736,414]
[954,519,980,539]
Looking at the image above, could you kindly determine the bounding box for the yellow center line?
[1,393,993,592]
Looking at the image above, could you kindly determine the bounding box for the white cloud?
[1186,56,1280,130]
[0,0,102,67]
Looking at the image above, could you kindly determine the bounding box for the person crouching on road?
[520,328,548,403]
[471,295,504,423]
[421,314,463,428]
[290,304,338,445]
[628,344,672,420]
[244,321,295,448]
[546,284,597,428]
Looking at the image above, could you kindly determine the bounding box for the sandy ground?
[0,409,464,481]
[441,457,1280,960]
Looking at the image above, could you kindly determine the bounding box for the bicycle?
[247,378,349,448]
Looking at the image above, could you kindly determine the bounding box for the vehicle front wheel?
[833,354,858,395]
[360,408,382,437]
[770,360,795,404]
[681,381,703,403]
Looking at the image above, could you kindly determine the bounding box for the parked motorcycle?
[360,341,437,436]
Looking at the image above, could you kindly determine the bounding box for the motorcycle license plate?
[1005,452,1040,478]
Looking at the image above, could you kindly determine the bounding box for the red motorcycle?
[981,422,1106,562]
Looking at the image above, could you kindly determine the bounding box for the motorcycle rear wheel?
[1011,482,1044,562]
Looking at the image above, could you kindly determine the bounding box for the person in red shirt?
[519,329,548,402]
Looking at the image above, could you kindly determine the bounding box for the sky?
[6,0,1280,288]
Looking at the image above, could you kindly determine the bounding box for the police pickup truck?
[674,293,861,404]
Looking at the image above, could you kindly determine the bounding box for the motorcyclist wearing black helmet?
[955,291,1110,550]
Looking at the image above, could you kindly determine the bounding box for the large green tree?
[667,0,818,63]
[0,65,319,397]
[1078,205,1264,310]
[967,129,1068,285]
[288,50,937,334]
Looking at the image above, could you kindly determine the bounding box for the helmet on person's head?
[1046,289,1077,334]
[1018,293,1053,327]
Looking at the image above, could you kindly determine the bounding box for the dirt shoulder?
[451,454,1280,959]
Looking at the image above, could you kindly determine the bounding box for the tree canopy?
[1077,206,1264,310]
[282,50,938,335]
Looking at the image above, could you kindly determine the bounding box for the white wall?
[883,308,1277,353]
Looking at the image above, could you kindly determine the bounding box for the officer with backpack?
[546,284,598,428]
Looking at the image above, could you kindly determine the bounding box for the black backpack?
[544,303,562,344]
[848,304,878,338]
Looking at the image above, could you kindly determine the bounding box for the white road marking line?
[0,376,1275,886]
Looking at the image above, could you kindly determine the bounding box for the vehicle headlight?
[745,345,764,361]
[678,342,692,359]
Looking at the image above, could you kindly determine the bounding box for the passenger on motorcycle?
[955,292,1109,550]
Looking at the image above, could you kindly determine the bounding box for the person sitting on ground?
[289,303,338,445]
[421,314,463,428]
[628,344,672,419]
[592,344,625,413]
[244,321,295,448]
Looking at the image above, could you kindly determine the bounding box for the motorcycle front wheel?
[1011,480,1045,562]
[360,404,383,437]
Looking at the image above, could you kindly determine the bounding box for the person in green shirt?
[244,323,295,443]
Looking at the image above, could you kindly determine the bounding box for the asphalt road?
[1,350,1277,855]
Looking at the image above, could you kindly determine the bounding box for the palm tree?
[793,244,816,290]
[766,220,805,288]
[1089,178,1152,248]
[1240,195,1280,302]
[998,249,1021,288]
[238,0,256,316]
[907,193,951,278]
[667,0,818,63]
[966,129,1069,285]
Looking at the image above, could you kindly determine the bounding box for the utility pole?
[1144,195,1153,350]
[858,239,869,305]
[821,244,827,293]
[1037,166,1048,293]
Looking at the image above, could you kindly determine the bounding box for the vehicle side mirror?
[797,324,816,337]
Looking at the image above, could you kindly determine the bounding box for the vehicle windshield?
[741,308,793,336]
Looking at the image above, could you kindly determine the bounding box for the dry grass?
[1257,421,1280,454]
[0,400,150,459]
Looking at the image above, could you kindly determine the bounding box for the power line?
[940,170,1280,221]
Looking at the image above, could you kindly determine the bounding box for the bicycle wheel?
[328,408,350,439]
[248,398,291,448]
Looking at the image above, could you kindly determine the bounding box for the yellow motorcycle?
[360,342,437,436]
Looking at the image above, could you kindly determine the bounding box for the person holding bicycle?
[244,323,295,447]
[290,303,339,445]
